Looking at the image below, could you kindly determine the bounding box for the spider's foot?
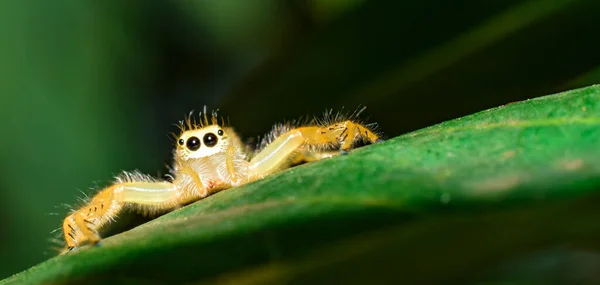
[340,149,350,155]
[61,246,78,255]
[375,138,385,143]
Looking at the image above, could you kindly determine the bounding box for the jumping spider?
[61,107,382,252]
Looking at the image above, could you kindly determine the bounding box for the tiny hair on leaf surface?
[2,85,600,285]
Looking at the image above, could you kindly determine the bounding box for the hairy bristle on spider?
[176,107,224,135]
[114,170,157,184]
[254,106,381,152]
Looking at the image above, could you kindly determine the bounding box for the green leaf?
[3,85,600,285]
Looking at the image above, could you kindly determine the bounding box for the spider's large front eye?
[203,133,218,147]
[186,136,201,151]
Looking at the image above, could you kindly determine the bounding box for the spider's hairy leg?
[248,130,305,179]
[297,120,381,151]
[290,150,339,165]
[247,120,380,179]
[62,180,180,252]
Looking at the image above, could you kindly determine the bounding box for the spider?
[61,107,382,253]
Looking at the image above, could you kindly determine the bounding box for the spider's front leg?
[62,180,182,252]
[247,120,381,179]
[299,120,382,152]
[289,150,339,165]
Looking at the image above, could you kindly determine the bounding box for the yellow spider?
[61,107,382,253]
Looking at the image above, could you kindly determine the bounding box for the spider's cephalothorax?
[61,107,383,252]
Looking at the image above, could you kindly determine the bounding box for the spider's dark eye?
[178,139,184,146]
[217,129,224,136]
[186,136,201,151]
[203,133,218,147]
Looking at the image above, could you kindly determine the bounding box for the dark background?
[0,0,599,279]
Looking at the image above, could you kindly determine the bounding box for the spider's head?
[176,125,229,161]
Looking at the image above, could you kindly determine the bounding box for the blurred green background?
[0,0,599,279]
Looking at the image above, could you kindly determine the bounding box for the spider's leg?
[247,120,380,179]
[295,120,381,151]
[290,150,339,165]
[62,181,182,252]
